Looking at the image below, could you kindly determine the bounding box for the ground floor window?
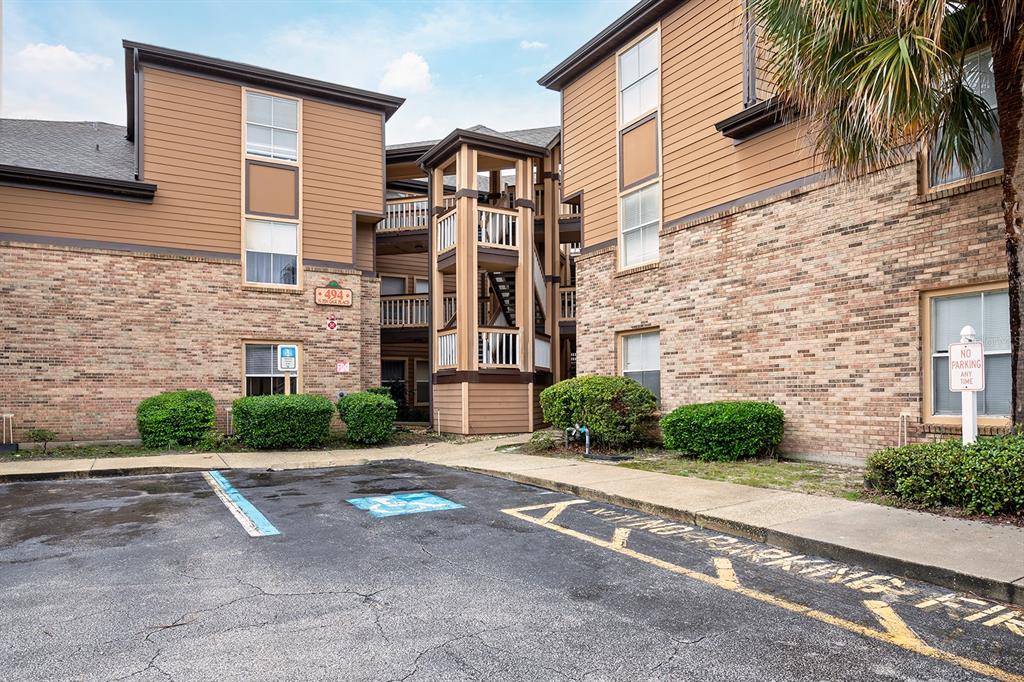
[927,287,1009,417]
[381,359,407,405]
[622,330,660,400]
[415,359,430,405]
[244,343,298,396]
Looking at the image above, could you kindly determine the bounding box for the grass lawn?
[619,457,866,499]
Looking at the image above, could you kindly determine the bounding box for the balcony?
[477,207,517,249]
[381,294,455,328]
[437,330,457,368]
[533,185,582,219]
[379,197,429,232]
[559,287,576,320]
[478,328,519,367]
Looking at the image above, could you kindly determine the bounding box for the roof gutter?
[0,164,157,202]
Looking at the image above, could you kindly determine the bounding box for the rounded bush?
[136,390,216,448]
[660,401,784,462]
[539,376,657,448]
[338,391,397,445]
[232,394,334,450]
[867,436,1024,515]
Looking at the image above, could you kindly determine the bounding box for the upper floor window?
[245,219,298,286]
[620,182,660,268]
[619,32,659,126]
[928,288,1009,417]
[929,49,1003,188]
[246,92,299,162]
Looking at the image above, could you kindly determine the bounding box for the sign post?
[948,326,984,445]
[277,344,298,396]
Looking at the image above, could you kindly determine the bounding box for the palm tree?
[750,0,1023,428]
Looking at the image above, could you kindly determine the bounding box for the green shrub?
[232,394,334,449]
[25,428,57,451]
[136,390,216,448]
[539,376,658,448]
[866,436,1024,515]
[660,401,784,462]
[338,391,397,445]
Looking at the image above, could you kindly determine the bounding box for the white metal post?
[959,325,978,445]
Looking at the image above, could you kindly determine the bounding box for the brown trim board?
[619,112,660,192]
[0,232,238,260]
[245,160,300,219]
[0,164,157,202]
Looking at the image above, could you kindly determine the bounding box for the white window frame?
[620,330,661,400]
[244,219,300,287]
[245,91,300,162]
[926,287,1010,420]
[619,181,660,269]
[618,30,660,128]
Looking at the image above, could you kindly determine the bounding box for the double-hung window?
[245,343,298,396]
[929,288,1009,417]
[245,219,297,285]
[929,49,1003,188]
[246,92,299,162]
[621,182,660,267]
[415,359,430,405]
[623,331,660,400]
[619,32,659,125]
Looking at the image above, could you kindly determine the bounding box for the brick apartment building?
[540,0,1011,460]
[0,0,1013,460]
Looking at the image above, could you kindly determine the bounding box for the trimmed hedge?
[866,436,1024,515]
[338,391,397,445]
[232,394,334,449]
[660,401,784,462]
[136,390,216,448]
[539,375,658,448]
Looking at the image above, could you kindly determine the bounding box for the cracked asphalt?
[0,461,1018,681]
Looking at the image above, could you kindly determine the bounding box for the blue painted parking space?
[347,492,464,517]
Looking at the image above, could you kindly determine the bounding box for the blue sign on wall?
[347,492,463,518]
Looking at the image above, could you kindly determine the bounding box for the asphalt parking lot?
[0,461,1020,681]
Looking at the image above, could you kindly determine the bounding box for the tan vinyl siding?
[377,252,429,280]
[562,54,618,246]
[355,223,375,271]
[659,0,814,219]
[303,100,383,265]
[0,67,241,254]
[433,383,463,432]
[467,383,531,433]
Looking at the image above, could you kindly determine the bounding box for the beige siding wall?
[660,0,813,220]
[377,252,428,281]
[561,54,618,246]
[0,67,241,254]
[433,383,463,432]
[467,383,531,434]
[303,100,383,265]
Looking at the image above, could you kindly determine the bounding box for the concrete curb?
[449,465,1024,607]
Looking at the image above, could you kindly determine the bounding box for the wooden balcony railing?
[380,294,429,327]
[478,327,519,367]
[437,330,458,368]
[443,294,457,324]
[437,208,457,253]
[478,207,517,248]
[559,202,581,218]
[559,287,576,320]
[378,197,429,231]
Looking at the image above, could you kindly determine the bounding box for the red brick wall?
[575,162,1008,461]
[0,241,380,442]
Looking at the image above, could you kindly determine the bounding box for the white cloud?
[519,40,547,50]
[9,43,113,73]
[378,52,433,94]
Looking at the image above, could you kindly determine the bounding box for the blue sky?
[1,0,634,143]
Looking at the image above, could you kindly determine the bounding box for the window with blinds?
[246,92,299,162]
[244,343,298,396]
[623,331,660,400]
[620,182,660,268]
[619,32,659,126]
[245,220,298,285]
[930,289,1009,416]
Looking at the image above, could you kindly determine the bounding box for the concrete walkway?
[2,436,1022,606]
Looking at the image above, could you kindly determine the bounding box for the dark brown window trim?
[0,164,157,202]
[245,160,299,219]
[714,97,792,140]
[619,112,660,192]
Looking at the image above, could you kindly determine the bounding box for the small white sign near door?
[948,341,984,392]
[277,344,298,372]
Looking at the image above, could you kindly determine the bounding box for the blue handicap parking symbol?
[346,492,463,518]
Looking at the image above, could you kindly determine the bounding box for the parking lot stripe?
[503,501,1023,682]
[202,471,280,537]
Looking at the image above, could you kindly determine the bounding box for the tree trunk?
[985,1,1024,429]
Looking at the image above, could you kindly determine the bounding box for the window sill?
[615,261,659,278]
[920,418,1010,434]
[242,283,304,294]
[918,172,1002,203]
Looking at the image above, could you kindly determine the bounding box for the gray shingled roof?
[0,119,136,180]
[387,124,560,152]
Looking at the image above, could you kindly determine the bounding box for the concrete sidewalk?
[1,436,1022,606]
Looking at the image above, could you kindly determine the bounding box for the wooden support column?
[543,150,561,381]
[515,157,534,374]
[455,144,478,373]
[430,164,445,372]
